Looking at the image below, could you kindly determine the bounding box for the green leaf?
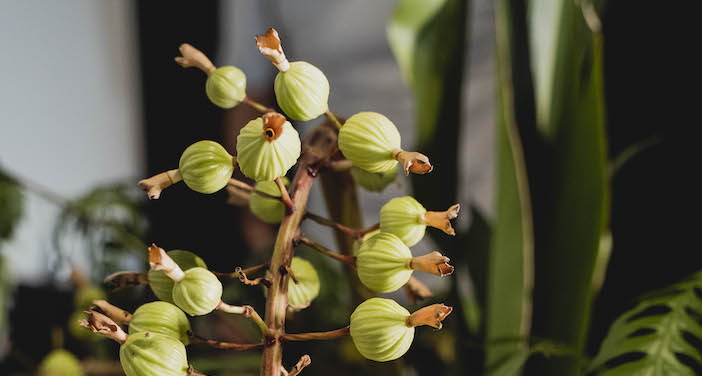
[523,1,609,373]
[484,0,536,371]
[589,271,702,375]
[387,0,468,221]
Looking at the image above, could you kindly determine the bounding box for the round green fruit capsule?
[74,286,106,310]
[338,112,401,173]
[179,140,235,194]
[39,349,84,376]
[249,177,289,224]
[128,301,191,345]
[119,332,188,376]
[350,298,414,362]
[172,267,222,316]
[379,196,427,247]
[287,257,320,308]
[205,66,246,109]
[350,165,398,192]
[236,113,301,181]
[148,250,207,304]
[356,232,413,293]
[352,229,380,257]
[274,61,330,121]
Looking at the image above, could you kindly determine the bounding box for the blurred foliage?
[52,183,147,281]
[589,271,702,375]
[0,166,24,243]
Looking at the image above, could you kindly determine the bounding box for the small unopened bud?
[380,196,460,247]
[120,332,189,376]
[356,232,413,293]
[179,140,236,194]
[349,298,414,362]
[138,169,182,200]
[338,112,402,173]
[172,267,222,316]
[39,349,83,376]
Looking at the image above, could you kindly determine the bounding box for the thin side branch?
[288,355,311,376]
[213,263,269,279]
[216,302,270,336]
[294,236,357,266]
[281,327,350,342]
[305,212,361,239]
[243,97,276,113]
[275,177,295,214]
[324,111,343,129]
[103,271,147,291]
[187,331,263,351]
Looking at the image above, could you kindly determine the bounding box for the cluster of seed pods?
[79,28,458,376]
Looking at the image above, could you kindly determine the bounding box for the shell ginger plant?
[85,28,459,376]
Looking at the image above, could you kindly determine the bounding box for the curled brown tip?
[175,43,216,74]
[81,310,128,344]
[406,304,453,329]
[263,112,287,141]
[138,169,182,200]
[256,28,289,72]
[393,150,433,175]
[424,203,460,236]
[92,300,133,325]
[409,251,455,277]
[148,244,185,281]
[289,355,312,376]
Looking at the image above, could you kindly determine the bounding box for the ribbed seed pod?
[287,257,320,308]
[338,112,401,173]
[249,177,289,224]
[172,267,222,316]
[236,113,301,182]
[74,286,106,310]
[205,66,246,108]
[148,250,207,304]
[119,332,188,376]
[274,61,329,121]
[179,140,234,194]
[379,196,427,247]
[350,165,398,192]
[356,232,413,293]
[350,298,414,362]
[128,302,191,345]
[39,349,84,376]
[352,229,380,256]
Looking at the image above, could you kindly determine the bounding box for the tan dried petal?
[405,304,453,329]
[404,276,433,304]
[138,169,182,200]
[423,203,461,236]
[255,28,290,72]
[148,244,185,282]
[174,43,216,74]
[409,251,455,277]
[80,310,128,344]
[263,112,287,141]
[393,150,433,175]
[92,300,132,325]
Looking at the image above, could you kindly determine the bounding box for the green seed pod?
[74,286,106,310]
[249,177,289,224]
[128,302,191,345]
[380,196,461,247]
[263,257,320,310]
[39,349,83,376]
[172,267,222,316]
[352,229,380,256]
[119,332,188,376]
[338,112,401,173]
[349,298,414,362]
[350,165,399,192]
[287,257,320,308]
[179,140,235,194]
[236,113,301,181]
[274,61,330,121]
[205,66,246,109]
[379,196,427,247]
[356,232,413,293]
[148,250,207,304]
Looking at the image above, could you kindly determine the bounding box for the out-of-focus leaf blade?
[0,167,24,242]
[387,0,468,223]
[525,1,609,373]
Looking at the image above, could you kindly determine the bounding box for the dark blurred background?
[0,0,698,375]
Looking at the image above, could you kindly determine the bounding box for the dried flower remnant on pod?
[380,196,460,247]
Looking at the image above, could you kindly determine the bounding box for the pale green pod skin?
[148,250,207,304]
[350,165,399,192]
[350,298,414,362]
[249,177,289,224]
[352,229,380,257]
[236,117,301,181]
[39,349,84,376]
[205,66,246,109]
[379,196,427,247]
[338,112,401,173]
[119,332,188,376]
[287,257,320,308]
[274,61,329,121]
[356,232,413,293]
[129,301,191,345]
[263,257,320,309]
[74,286,106,310]
[179,140,234,194]
[172,267,222,316]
